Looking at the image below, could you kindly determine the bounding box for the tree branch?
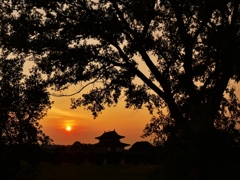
[169,0,197,100]
[112,42,186,126]
[50,66,114,97]
[50,77,101,97]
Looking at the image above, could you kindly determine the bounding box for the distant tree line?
[36,142,161,166]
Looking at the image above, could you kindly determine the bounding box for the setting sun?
[66,126,72,131]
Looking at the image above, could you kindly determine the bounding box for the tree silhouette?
[0,51,52,145]
[0,0,240,146]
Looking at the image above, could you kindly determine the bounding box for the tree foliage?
[0,0,240,145]
[0,50,53,145]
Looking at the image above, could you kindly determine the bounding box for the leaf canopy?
[0,0,240,143]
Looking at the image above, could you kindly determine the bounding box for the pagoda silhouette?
[95,130,130,152]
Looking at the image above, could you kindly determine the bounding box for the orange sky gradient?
[24,57,154,146]
[41,95,152,146]
[41,85,240,146]
[23,59,240,146]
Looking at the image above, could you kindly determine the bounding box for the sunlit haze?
[66,126,72,131]
[41,95,152,145]
[24,58,154,146]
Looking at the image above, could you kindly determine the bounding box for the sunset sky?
[24,58,154,146]
[41,95,152,146]
[24,60,240,146]
[39,84,240,146]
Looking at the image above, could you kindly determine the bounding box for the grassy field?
[18,161,155,180]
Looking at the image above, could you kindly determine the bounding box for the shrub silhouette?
[73,152,87,164]
[21,145,43,166]
[123,152,133,164]
[106,152,121,165]
[0,146,21,179]
[129,141,153,152]
[87,152,105,165]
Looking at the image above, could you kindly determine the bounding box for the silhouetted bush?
[106,152,121,165]
[140,152,149,164]
[132,152,141,165]
[87,152,105,165]
[73,152,87,164]
[94,152,105,165]
[46,151,62,164]
[0,145,21,179]
[87,152,96,164]
[61,151,70,163]
[127,141,161,165]
[123,151,159,165]
[123,152,133,164]
[64,152,72,164]
[42,149,51,163]
[129,141,153,152]
[21,145,43,166]
[123,152,141,165]
[70,141,81,151]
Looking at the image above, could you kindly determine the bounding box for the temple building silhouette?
[95,130,130,152]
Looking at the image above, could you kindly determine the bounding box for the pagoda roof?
[95,130,125,140]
